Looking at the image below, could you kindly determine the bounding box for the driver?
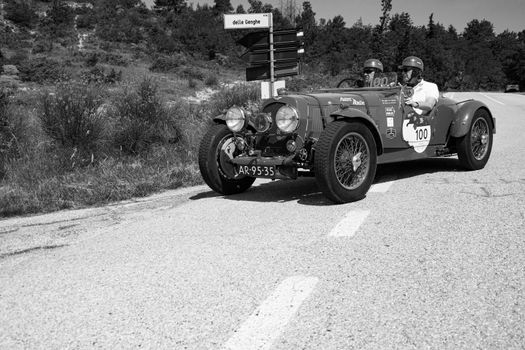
[363,58,384,87]
[399,56,439,115]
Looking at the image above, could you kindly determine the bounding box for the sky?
[143,0,525,34]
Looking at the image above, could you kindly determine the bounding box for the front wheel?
[456,109,493,170]
[198,123,255,195]
[314,121,377,203]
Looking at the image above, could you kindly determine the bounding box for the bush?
[204,74,219,87]
[4,0,37,28]
[37,83,108,167]
[149,54,187,73]
[110,78,180,154]
[179,66,204,80]
[188,78,197,89]
[80,66,122,84]
[32,39,54,54]
[17,57,70,84]
[0,88,17,178]
[206,83,260,117]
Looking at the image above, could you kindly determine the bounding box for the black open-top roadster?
[198,73,495,203]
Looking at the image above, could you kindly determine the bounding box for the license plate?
[237,164,276,178]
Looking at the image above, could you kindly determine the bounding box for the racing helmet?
[400,56,424,72]
[364,58,384,73]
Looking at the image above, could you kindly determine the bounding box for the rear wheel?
[456,109,493,170]
[315,121,377,203]
[198,124,255,195]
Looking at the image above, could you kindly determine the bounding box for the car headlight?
[225,106,245,132]
[275,105,299,133]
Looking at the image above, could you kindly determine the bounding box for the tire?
[456,109,493,170]
[198,123,255,195]
[314,120,377,203]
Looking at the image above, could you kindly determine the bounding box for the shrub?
[37,82,108,167]
[149,54,187,73]
[4,0,38,28]
[188,78,197,89]
[179,67,204,80]
[17,58,70,84]
[206,83,260,117]
[100,52,129,67]
[110,78,180,154]
[204,74,219,87]
[31,39,54,54]
[0,88,17,178]
[80,66,122,84]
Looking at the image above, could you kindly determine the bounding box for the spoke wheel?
[334,132,370,190]
[198,124,255,195]
[315,121,377,203]
[457,109,493,170]
[471,117,490,161]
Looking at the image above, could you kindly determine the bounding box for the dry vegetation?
[0,74,262,217]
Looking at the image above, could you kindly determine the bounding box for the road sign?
[238,28,304,81]
[246,62,299,81]
[226,13,305,96]
[224,13,271,29]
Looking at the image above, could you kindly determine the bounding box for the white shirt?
[411,79,439,115]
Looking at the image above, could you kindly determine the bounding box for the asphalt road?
[1,92,524,349]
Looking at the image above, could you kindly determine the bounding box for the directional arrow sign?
[246,62,299,81]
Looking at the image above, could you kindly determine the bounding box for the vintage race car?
[198,73,495,203]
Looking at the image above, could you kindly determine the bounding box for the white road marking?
[222,276,319,350]
[328,210,370,237]
[369,177,396,193]
[480,93,505,105]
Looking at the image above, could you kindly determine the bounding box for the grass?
[0,74,260,217]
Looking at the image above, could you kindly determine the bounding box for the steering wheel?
[336,78,363,88]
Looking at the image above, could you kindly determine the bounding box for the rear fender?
[330,108,384,155]
[450,100,496,138]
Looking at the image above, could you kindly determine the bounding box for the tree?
[494,30,524,87]
[296,1,317,49]
[314,15,348,75]
[383,12,414,69]
[247,0,273,14]
[371,0,392,56]
[422,15,455,89]
[213,0,233,16]
[280,0,298,25]
[378,0,392,34]
[153,0,186,14]
[4,0,38,28]
[462,19,504,89]
[235,4,246,13]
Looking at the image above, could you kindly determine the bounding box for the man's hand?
[404,97,419,108]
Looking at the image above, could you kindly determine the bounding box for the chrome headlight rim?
[275,104,300,133]
[225,106,246,132]
[253,112,273,133]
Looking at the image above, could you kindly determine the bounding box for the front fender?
[330,108,384,155]
[450,100,496,138]
[213,114,226,123]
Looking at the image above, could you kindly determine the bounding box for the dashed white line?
[222,276,319,350]
[480,93,505,105]
[328,210,370,237]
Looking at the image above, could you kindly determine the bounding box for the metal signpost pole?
[268,13,275,97]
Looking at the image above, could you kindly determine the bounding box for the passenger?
[399,56,439,115]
